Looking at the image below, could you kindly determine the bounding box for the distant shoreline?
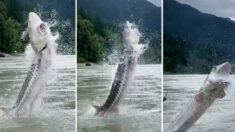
[0,52,12,57]
[77,62,161,65]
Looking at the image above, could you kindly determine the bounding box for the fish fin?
[92,105,101,112]
[194,92,204,103]
[93,105,103,116]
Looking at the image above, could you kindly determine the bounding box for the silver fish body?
[94,55,137,116]
[166,62,231,132]
[2,50,52,118]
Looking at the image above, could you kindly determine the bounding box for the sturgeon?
[0,12,57,118]
[94,54,138,116]
[166,62,231,132]
[93,21,145,117]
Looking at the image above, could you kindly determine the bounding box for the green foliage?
[164,33,230,74]
[1,0,75,55]
[77,8,107,63]
[6,0,30,23]
[77,0,161,64]
[77,8,122,63]
[37,9,75,54]
[77,7,161,64]
[0,0,24,54]
[77,0,161,32]
[164,0,235,47]
[164,34,188,73]
[164,0,234,74]
[186,44,229,74]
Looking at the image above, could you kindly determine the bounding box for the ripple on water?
[164,75,235,132]
[0,55,75,132]
[78,64,161,132]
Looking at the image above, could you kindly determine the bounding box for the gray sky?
[176,0,235,21]
[147,0,161,6]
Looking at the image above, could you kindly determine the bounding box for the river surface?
[77,64,161,132]
[0,55,75,132]
[164,75,235,132]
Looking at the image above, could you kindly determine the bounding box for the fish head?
[28,12,49,53]
[209,62,231,85]
[195,62,231,102]
[207,62,231,98]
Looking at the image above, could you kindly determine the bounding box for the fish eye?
[40,23,46,32]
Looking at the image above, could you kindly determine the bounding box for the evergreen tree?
[0,0,24,54]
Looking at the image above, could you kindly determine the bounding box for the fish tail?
[92,105,101,112]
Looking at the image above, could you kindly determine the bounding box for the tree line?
[77,8,161,64]
[0,0,25,54]
[77,8,120,63]
[164,33,231,74]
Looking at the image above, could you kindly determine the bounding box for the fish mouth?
[209,79,231,89]
[207,79,230,99]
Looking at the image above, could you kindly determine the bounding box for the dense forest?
[77,0,161,33]
[77,0,161,64]
[18,0,75,54]
[77,8,120,63]
[163,34,229,74]
[164,0,235,74]
[0,0,24,54]
[0,0,75,55]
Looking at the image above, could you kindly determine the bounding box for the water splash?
[21,4,74,55]
[33,4,75,54]
[24,44,36,64]
[106,21,148,64]
[123,21,148,56]
[0,12,59,119]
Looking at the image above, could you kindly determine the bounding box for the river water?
[0,55,75,132]
[77,64,161,132]
[164,75,235,132]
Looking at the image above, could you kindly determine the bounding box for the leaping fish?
[0,12,57,118]
[93,21,146,117]
[166,62,231,132]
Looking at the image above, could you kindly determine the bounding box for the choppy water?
[77,64,161,132]
[164,75,235,132]
[0,55,75,132]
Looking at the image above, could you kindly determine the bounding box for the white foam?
[24,44,36,64]
[106,21,148,64]
[123,21,148,56]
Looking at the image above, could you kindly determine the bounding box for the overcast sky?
[176,0,235,21]
[147,0,161,6]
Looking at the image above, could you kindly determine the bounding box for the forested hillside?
[0,0,24,54]
[0,0,75,55]
[164,0,235,73]
[77,0,161,64]
[78,0,161,33]
[77,8,120,63]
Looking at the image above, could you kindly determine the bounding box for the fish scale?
[95,56,137,116]
[93,21,145,117]
[105,61,128,113]
[15,59,40,113]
